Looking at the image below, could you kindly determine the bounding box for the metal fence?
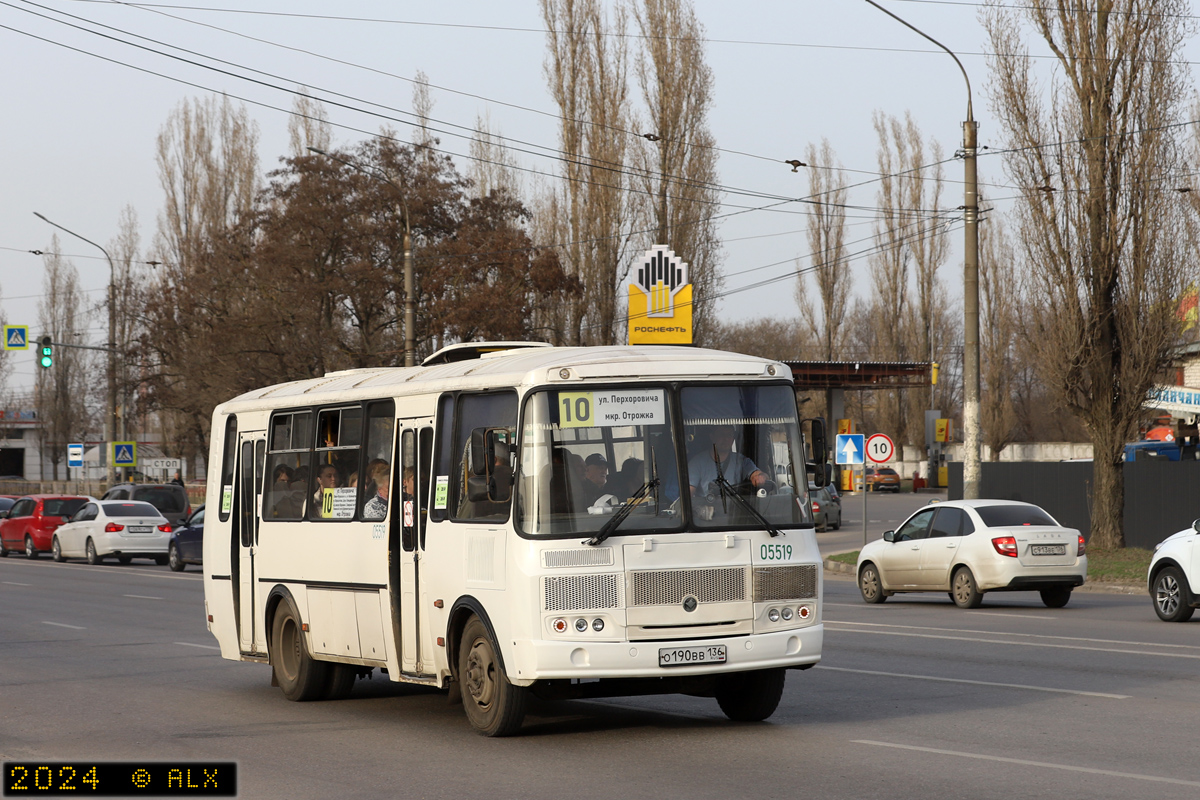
[949,461,1200,549]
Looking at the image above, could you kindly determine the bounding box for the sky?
[2,0,1185,399]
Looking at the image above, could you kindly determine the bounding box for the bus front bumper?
[506,624,823,684]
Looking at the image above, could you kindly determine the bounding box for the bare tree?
[797,140,850,362]
[541,0,637,345]
[287,89,331,159]
[469,112,521,199]
[35,239,92,480]
[979,209,1019,459]
[633,0,722,341]
[984,0,1195,548]
[108,206,148,454]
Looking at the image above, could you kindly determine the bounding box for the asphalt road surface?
[2,536,1197,800]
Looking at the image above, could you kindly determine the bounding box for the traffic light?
[38,336,52,369]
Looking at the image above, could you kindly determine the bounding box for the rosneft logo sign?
[628,245,693,345]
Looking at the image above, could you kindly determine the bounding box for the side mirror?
[883,530,895,543]
[0,510,9,519]
[1193,519,1200,534]
[466,428,514,503]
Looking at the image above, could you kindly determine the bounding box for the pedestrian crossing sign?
[113,442,137,467]
[3,326,28,350]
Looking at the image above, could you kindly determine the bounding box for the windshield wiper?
[710,445,782,537]
[585,477,660,546]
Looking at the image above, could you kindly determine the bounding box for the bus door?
[396,422,434,675]
[236,432,267,655]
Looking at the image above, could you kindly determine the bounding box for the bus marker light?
[437,637,445,647]
[433,599,444,608]
[207,615,213,623]
[301,623,309,632]
[552,618,568,633]
[798,605,811,619]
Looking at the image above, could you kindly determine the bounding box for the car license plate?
[128,526,151,533]
[658,645,727,667]
[1031,544,1066,556]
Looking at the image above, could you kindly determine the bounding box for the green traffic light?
[38,336,52,368]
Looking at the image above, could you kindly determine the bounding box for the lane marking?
[816,665,1130,699]
[853,740,1200,788]
[2,581,30,586]
[824,602,898,609]
[971,612,1058,620]
[175,642,220,650]
[42,621,85,630]
[123,594,164,600]
[826,625,1200,660]
[826,619,1200,651]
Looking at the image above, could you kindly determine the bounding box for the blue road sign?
[835,433,865,465]
[3,326,28,350]
[67,443,84,468]
[113,442,137,467]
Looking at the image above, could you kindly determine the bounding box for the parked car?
[52,500,172,565]
[865,467,901,492]
[0,495,89,558]
[809,484,841,532]
[1147,519,1200,622]
[101,483,191,528]
[855,499,1087,608]
[0,496,18,515]
[168,505,204,572]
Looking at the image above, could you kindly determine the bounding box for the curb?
[823,558,856,576]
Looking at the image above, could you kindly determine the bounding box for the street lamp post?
[33,211,120,484]
[862,0,981,498]
[308,147,415,367]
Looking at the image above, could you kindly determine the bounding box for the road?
[2,535,1197,800]
[817,489,940,556]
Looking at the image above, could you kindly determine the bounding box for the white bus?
[202,343,829,736]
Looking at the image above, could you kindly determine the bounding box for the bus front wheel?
[270,598,329,701]
[715,668,787,722]
[457,616,527,737]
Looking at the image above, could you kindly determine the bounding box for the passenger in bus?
[272,463,293,485]
[581,453,610,507]
[362,460,391,519]
[270,463,304,518]
[608,457,643,500]
[688,424,767,499]
[313,463,339,505]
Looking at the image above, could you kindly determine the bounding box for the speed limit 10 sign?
[865,433,895,464]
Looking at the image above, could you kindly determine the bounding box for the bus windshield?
[516,387,684,537]
[516,383,810,537]
[680,383,809,530]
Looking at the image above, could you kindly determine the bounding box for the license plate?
[128,526,151,533]
[1031,544,1066,556]
[658,645,727,667]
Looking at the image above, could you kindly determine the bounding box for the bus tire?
[270,598,328,701]
[323,664,356,700]
[715,667,786,722]
[458,616,527,737]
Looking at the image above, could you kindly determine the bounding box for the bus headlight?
[781,607,794,621]
[592,618,605,632]
[575,618,589,632]
[767,608,781,622]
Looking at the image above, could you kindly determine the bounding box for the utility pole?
[862,0,981,498]
[34,212,120,485]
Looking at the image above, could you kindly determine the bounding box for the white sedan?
[52,500,173,566]
[856,499,1088,608]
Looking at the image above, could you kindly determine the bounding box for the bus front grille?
[628,567,747,606]
[753,564,818,601]
[543,573,621,611]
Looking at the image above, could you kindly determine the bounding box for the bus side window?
[361,402,395,521]
[218,416,237,522]
[419,427,433,548]
[265,410,311,521]
[452,393,517,521]
[429,395,456,523]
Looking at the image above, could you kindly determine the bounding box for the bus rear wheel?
[715,668,787,722]
[458,616,527,737]
[270,598,329,701]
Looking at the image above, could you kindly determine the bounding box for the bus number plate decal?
[559,389,665,429]
[760,543,793,561]
[658,645,727,667]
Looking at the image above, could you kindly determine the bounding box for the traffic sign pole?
[863,463,868,547]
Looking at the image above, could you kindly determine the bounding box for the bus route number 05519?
[760,543,793,561]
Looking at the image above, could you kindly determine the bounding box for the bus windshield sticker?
[559,389,665,428]
[434,476,449,509]
[332,487,356,519]
[221,485,233,514]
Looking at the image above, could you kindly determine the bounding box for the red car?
[0,495,89,558]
